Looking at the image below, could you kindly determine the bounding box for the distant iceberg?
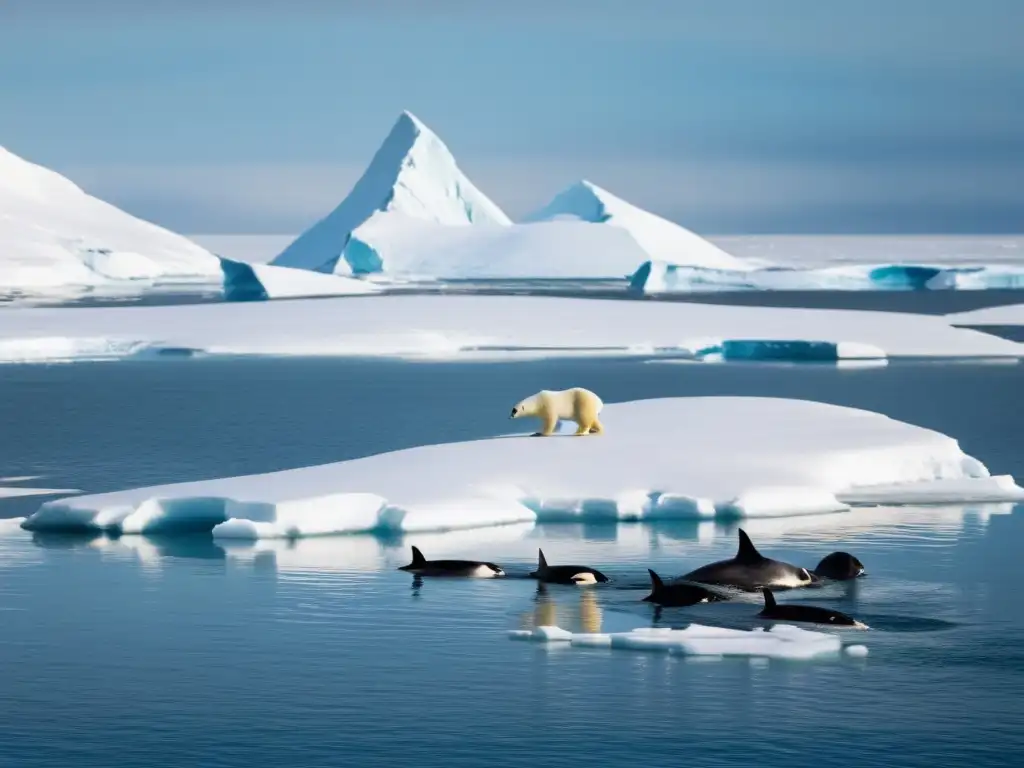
[20,396,1024,539]
[270,111,748,279]
[272,111,511,275]
[630,259,1024,294]
[0,145,220,292]
[525,180,750,272]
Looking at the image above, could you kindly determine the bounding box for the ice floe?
[0,294,1020,364]
[19,396,1023,539]
[947,303,1024,326]
[630,260,1024,294]
[509,623,867,661]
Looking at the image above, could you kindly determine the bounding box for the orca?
[758,588,868,628]
[642,569,724,607]
[529,549,609,585]
[397,546,505,578]
[680,529,817,591]
[812,551,866,581]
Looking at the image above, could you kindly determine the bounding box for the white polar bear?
[509,387,605,437]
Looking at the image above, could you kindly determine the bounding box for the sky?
[1,0,1022,235]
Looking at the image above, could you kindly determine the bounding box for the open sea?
[1,289,1023,768]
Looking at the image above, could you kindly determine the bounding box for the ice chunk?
[511,622,851,660]
[0,145,219,292]
[845,645,870,658]
[219,258,378,301]
[20,396,1023,539]
[272,111,511,274]
[0,294,1020,364]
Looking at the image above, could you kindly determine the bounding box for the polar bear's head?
[509,394,540,420]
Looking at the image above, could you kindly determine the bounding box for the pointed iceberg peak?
[272,110,510,272]
[525,179,752,272]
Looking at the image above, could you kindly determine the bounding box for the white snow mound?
[509,622,861,660]
[19,396,1023,538]
[0,145,220,290]
[0,295,1020,363]
[272,111,510,273]
[526,180,752,272]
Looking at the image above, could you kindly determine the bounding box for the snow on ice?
[19,396,1023,539]
[509,623,868,661]
[0,294,1020,364]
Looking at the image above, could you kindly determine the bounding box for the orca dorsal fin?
[410,546,426,566]
[537,549,548,570]
[762,588,776,609]
[647,569,664,590]
[735,529,763,562]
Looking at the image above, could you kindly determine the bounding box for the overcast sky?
[1,0,1021,234]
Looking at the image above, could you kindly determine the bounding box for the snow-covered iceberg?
[272,111,511,274]
[525,180,750,273]
[0,294,1019,364]
[19,396,1023,539]
[219,257,378,301]
[270,111,747,279]
[630,260,1024,294]
[509,623,867,661]
[0,294,1017,362]
[0,145,220,292]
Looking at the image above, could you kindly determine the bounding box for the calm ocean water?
[2,353,1023,768]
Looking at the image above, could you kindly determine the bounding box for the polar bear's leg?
[533,412,559,437]
[588,417,605,435]
[573,420,591,436]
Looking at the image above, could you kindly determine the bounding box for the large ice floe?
[19,396,1023,539]
[0,294,1020,364]
[946,303,1024,326]
[0,145,220,292]
[630,260,1024,294]
[269,111,745,279]
[509,624,868,661]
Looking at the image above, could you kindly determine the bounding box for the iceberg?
[19,396,1023,539]
[219,257,378,301]
[0,145,220,292]
[630,259,1024,294]
[525,180,751,273]
[509,623,866,661]
[270,111,748,279]
[272,111,511,274]
[0,294,1020,364]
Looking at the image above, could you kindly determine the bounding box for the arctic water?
[2,348,1024,767]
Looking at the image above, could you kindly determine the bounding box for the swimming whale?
[680,529,816,591]
[643,569,725,607]
[758,588,868,628]
[812,551,866,581]
[529,549,609,585]
[398,546,505,578]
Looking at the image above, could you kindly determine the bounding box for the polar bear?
[509,387,605,437]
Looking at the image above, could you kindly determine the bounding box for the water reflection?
[518,582,603,634]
